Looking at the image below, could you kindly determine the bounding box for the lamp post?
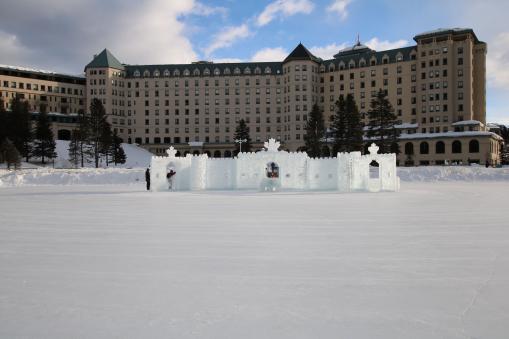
[235,138,247,153]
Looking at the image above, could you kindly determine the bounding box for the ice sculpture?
[150,140,399,192]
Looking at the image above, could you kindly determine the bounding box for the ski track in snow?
[0,182,508,338]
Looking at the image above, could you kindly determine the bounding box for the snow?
[1,166,509,187]
[0,181,508,338]
[0,64,84,79]
[399,131,502,140]
[451,120,482,126]
[52,140,152,169]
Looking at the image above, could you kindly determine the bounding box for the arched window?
[329,64,336,72]
[254,67,261,74]
[213,68,220,76]
[133,70,140,77]
[452,140,462,153]
[420,141,429,154]
[234,67,241,75]
[173,69,180,76]
[143,70,150,77]
[153,69,160,77]
[359,58,366,67]
[163,69,170,77]
[183,69,190,76]
[193,150,200,155]
[435,141,445,154]
[348,60,355,68]
[193,68,200,76]
[244,67,251,74]
[224,67,231,75]
[224,150,232,158]
[469,139,479,153]
[264,67,271,74]
[213,150,221,158]
[203,68,210,76]
[404,142,414,155]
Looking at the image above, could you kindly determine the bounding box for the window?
[420,142,429,154]
[469,140,479,153]
[404,142,414,155]
[435,141,445,154]
[452,140,462,154]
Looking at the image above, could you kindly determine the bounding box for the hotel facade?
[0,28,502,165]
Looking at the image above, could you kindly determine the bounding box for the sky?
[0,0,508,124]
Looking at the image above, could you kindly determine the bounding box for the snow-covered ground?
[1,182,508,338]
[1,165,509,187]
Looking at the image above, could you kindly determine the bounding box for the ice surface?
[0,182,508,338]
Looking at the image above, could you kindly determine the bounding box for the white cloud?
[191,2,228,18]
[310,43,348,59]
[486,32,509,90]
[364,37,409,51]
[204,24,251,56]
[256,0,314,27]
[251,47,288,62]
[0,30,34,65]
[326,0,352,20]
[213,58,244,63]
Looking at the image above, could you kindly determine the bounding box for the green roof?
[283,43,320,63]
[85,49,124,71]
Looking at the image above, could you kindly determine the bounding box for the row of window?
[404,140,480,155]
[132,66,279,78]
[1,81,83,95]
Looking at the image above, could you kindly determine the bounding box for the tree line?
[304,89,401,157]
[0,97,125,169]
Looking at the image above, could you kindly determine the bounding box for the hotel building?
[0,28,502,165]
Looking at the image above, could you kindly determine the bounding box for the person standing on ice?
[167,169,176,190]
[145,168,151,191]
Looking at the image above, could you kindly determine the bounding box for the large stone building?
[0,28,502,165]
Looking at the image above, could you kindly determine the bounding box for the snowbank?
[398,165,509,182]
[53,140,152,168]
[0,168,145,186]
[1,166,509,187]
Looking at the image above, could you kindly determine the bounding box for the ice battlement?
[150,139,399,192]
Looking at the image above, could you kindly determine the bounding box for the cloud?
[326,0,352,20]
[310,43,348,59]
[364,37,409,51]
[191,2,228,18]
[0,0,228,73]
[213,58,244,63]
[256,0,314,27]
[204,24,251,56]
[0,30,34,66]
[251,47,288,62]
[486,32,509,90]
[309,38,408,60]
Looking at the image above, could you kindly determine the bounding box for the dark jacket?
[145,169,150,181]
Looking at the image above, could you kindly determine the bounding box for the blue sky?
[0,0,507,123]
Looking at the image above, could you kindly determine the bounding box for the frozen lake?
[1,182,508,338]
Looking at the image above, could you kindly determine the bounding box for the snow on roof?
[364,123,419,131]
[398,131,502,141]
[0,64,84,79]
[451,120,483,126]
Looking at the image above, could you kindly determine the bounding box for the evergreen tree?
[0,99,7,146]
[32,104,57,164]
[332,94,363,154]
[304,104,325,157]
[89,99,109,168]
[68,129,81,168]
[111,130,127,165]
[8,97,33,162]
[0,139,21,169]
[76,110,93,167]
[233,119,252,154]
[365,89,401,154]
[331,95,348,153]
[345,94,364,152]
[99,120,113,166]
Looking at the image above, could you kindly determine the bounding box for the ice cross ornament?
[368,143,379,155]
[264,138,281,152]
[166,146,178,157]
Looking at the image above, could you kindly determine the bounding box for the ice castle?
[150,139,399,192]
